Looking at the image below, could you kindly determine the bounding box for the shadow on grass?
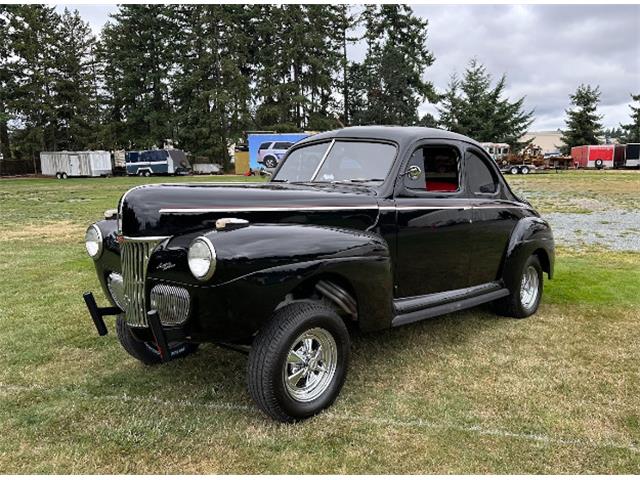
[86,304,508,417]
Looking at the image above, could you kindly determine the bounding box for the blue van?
[125,149,190,176]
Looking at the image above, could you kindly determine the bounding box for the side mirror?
[402,165,422,181]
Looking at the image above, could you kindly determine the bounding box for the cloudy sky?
[59,4,640,131]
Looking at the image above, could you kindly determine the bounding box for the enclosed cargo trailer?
[570,144,625,169]
[624,143,640,167]
[40,151,112,178]
[125,149,190,176]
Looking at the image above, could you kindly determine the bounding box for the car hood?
[119,181,381,237]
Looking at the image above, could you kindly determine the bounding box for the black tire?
[115,314,198,365]
[493,254,543,318]
[55,172,62,179]
[509,166,519,175]
[144,170,151,177]
[61,172,68,179]
[264,156,278,169]
[247,301,350,423]
[595,159,604,169]
[520,166,530,175]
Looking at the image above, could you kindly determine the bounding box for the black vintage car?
[83,126,554,422]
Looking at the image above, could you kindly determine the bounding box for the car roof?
[296,126,484,149]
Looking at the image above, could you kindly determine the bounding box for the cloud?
[61,4,640,130]
[409,4,640,130]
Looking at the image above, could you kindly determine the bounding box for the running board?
[391,287,510,328]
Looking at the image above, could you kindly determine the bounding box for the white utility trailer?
[40,151,112,178]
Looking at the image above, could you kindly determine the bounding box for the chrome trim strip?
[159,205,378,214]
[380,206,472,211]
[160,204,526,214]
[123,235,170,242]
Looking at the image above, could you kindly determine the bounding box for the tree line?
[0,5,638,172]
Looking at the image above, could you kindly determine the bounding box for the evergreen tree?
[252,5,342,131]
[560,84,603,153]
[55,8,100,150]
[0,7,11,164]
[350,4,437,126]
[100,5,176,149]
[172,5,253,168]
[5,5,61,161]
[335,5,360,126]
[437,59,533,147]
[603,126,624,143]
[619,93,640,143]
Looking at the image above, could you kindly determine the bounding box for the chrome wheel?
[520,265,539,310]
[283,327,337,403]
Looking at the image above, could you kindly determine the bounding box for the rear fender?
[501,216,555,292]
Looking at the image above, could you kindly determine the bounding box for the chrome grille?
[121,238,164,327]
[150,284,190,327]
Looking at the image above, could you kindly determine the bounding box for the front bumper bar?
[83,291,173,362]
[83,291,121,336]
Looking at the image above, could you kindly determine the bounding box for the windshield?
[272,140,397,184]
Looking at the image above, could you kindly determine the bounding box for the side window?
[259,142,272,150]
[466,150,498,194]
[405,146,460,192]
[273,142,292,150]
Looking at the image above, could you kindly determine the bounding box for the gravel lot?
[545,210,640,252]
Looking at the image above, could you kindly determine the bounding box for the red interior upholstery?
[426,180,458,192]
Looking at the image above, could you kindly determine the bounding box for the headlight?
[188,237,216,281]
[85,224,103,259]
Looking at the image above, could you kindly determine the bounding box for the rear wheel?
[247,301,350,422]
[509,166,519,175]
[61,172,68,179]
[55,172,62,179]
[493,254,543,318]
[115,315,198,365]
[520,166,530,175]
[595,159,604,169]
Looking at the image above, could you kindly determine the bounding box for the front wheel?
[115,315,198,365]
[509,166,519,175]
[247,301,350,422]
[520,166,530,175]
[493,254,543,318]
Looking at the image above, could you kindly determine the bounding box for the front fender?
[147,223,393,339]
[501,216,555,292]
[91,219,121,303]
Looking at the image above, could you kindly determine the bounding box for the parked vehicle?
[623,143,640,168]
[112,150,127,176]
[480,142,510,162]
[571,144,625,169]
[257,141,294,168]
[481,142,540,174]
[125,149,190,176]
[83,126,555,422]
[192,163,222,175]
[40,151,112,179]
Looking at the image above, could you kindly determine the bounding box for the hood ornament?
[215,218,250,231]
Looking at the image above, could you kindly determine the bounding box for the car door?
[393,140,473,298]
[464,145,521,286]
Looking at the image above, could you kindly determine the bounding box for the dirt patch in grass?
[0,220,84,243]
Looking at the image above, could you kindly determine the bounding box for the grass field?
[0,172,639,473]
